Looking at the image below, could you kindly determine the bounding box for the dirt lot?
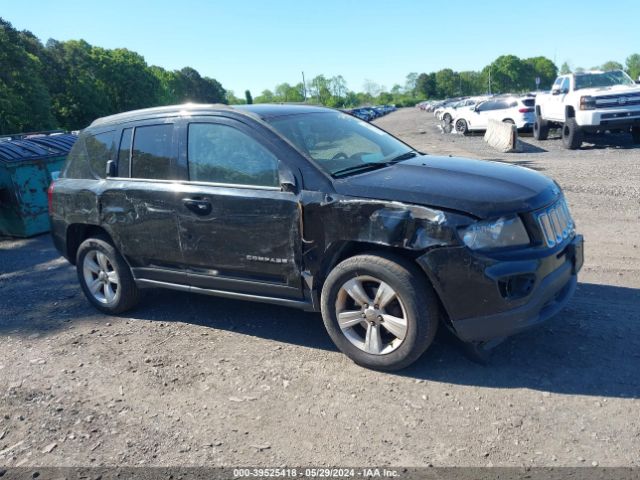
[1,108,639,468]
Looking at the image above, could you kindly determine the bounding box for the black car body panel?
[49,103,583,345]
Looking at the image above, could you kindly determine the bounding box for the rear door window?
[131,124,175,180]
[478,101,497,112]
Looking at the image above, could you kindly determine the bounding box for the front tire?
[442,113,452,124]
[76,236,139,314]
[562,118,582,149]
[320,253,439,371]
[632,126,640,144]
[533,116,549,140]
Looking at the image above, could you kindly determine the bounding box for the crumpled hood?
[333,155,560,219]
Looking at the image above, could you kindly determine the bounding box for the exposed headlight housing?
[580,95,596,110]
[461,216,530,250]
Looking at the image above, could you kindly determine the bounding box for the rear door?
[102,121,186,284]
[470,101,497,129]
[175,116,303,299]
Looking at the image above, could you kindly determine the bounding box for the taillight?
[47,182,55,214]
[518,107,534,113]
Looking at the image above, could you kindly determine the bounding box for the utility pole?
[488,68,492,95]
[301,71,306,102]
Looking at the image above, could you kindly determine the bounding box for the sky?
[2,0,639,95]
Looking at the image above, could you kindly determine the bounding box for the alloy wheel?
[335,275,408,355]
[82,250,120,304]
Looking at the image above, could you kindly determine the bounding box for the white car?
[440,99,475,123]
[453,97,535,134]
[440,97,490,124]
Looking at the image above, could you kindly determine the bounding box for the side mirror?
[279,164,297,193]
[105,160,117,177]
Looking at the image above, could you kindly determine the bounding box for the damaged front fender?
[301,191,471,280]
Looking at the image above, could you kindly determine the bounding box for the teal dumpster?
[0,134,76,237]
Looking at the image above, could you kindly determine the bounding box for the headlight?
[580,95,596,110]
[461,216,530,250]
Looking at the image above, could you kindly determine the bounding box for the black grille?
[595,93,640,109]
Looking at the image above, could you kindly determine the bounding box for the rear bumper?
[418,235,584,343]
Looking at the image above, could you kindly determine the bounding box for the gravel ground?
[1,108,639,468]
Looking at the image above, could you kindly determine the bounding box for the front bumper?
[576,108,640,129]
[418,234,584,343]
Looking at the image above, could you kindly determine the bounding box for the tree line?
[232,56,561,109]
[0,18,226,134]
[239,53,640,110]
[2,16,640,135]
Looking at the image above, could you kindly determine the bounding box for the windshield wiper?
[332,162,392,178]
[387,150,419,163]
[331,151,420,178]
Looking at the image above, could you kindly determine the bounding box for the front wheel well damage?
[313,241,453,330]
[65,224,114,264]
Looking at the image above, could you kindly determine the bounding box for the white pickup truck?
[534,70,640,149]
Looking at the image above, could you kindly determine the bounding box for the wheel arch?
[565,105,576,119]
[65,223,116,265]
[313,241,452,328]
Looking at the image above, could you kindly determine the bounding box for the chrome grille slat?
[536,198,574,248]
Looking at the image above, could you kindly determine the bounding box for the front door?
[176,118,303,299]
[547,77,570,121]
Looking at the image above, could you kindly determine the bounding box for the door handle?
[183,197,212,216]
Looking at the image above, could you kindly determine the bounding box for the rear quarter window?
[62,134,91,179]
[86,131,116,178]
[63,130,115,179]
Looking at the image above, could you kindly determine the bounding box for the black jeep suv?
[49,104,583,370]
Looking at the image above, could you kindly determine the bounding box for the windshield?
[574,70,635,91]
[265,111,414,176]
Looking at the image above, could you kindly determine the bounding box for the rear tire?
[632,126,640,144]
[562,118,582,149]
[533,116,549,140]
[455,118,468,135]
[76,236,139,314]
[321,253,439,371]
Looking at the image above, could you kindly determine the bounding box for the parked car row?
[418,94,536,134]
[345,105,397,121]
